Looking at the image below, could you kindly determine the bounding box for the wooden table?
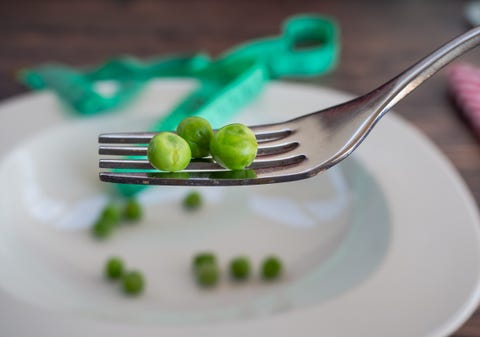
[1,1,479,336]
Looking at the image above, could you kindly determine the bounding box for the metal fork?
[99,27,480,186]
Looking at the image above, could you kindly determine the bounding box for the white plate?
[0,80,479,337]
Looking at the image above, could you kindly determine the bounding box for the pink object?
[448,63,480,136]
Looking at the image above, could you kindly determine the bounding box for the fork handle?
[378,26,480,114]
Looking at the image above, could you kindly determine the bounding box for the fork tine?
[100,159,152,169]
[99,160,314,186]
[258,141,299,156]
[250,154,306,169]
[100,153,306,171]
[99,126,293,145]
[99,145,147,156]
[253,127,293,141]
[255,135,296,148]
[98,140,299,157]
[99,171,255,186]
[99,132,156,144]
[99,159,222,170]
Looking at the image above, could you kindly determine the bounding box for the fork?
[99,27,480,186]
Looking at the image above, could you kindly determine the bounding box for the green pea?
[229,256,251,281]
[210,123,257,170]
[122,271,145,295]
[147,132,191,172]
[176,116,214,158]
[183,191,202,210]
[123,198,142,221]
[100,203,122,226]
[105,257,124,280]
[192,252,217,270]
[196,262,219,287]
[91,218,114,239]
[261,256,283,280]
[91,202,122,239]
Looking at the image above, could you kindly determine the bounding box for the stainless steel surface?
[99,27,480,186]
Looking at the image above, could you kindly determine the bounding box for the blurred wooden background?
[1,1,479,336]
